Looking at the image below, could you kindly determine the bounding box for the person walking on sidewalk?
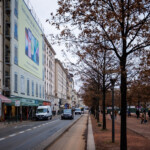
[136,109,140,119]
[141,112,145,124]
[148,109,150,120]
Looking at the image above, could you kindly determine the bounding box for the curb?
[87,115,95,150]
[34,115,83,150]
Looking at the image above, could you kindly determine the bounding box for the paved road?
[0,115,81,150]
[47,114,88,150]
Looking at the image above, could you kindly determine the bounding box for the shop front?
[5,98,44,121]
[0,94,12,121]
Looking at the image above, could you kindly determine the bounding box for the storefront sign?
[15,100,20,106]
[43,101,51,106]
[22,99,35,104]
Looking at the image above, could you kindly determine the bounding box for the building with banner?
[2,0,46,121]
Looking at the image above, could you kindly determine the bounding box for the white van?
[36,106,52,120]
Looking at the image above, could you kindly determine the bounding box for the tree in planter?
[49,1,150,149]
[73,46,118,129]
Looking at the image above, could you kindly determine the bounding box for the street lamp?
[110,78,116,143]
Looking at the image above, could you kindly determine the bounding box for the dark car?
[61,109,74,120]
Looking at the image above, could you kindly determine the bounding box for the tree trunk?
[96,98,99,122]
[102,50,106,129]
[120,58,127,150]
[103,88,106,129]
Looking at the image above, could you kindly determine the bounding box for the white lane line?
[19,131,25,134]
[0,138,5,141]
[9,134,16,137]
[26,129,31,131]
[0,119,60,142]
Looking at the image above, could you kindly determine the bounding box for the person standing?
[148,109,150,120]
[141,112,144,124]
[136,109,140,118]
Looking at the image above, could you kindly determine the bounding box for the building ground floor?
[0,95,51,122]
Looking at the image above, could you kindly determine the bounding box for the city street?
[0,115,81,150]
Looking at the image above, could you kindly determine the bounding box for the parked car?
[36,106,52,120]
[75,108,82,115]
[61,109,74,120]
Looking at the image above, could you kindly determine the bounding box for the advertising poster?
[18,0,43,79]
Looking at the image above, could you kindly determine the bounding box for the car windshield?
[64,109,71,114]
[37,108,47,113]
[75,109,81,111]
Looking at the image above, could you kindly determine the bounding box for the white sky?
[29,0,81,91]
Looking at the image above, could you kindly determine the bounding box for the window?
[14,0,18,17]
[14,46,18,65]
[27,79,30,95]
[20,75,25,94]
[36,83,38,97]
[43,86,44,98]
[14,21,18,40]
[14,73,18,93]
[40,85,41,98]
[32,81,34,96]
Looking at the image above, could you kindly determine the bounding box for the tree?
[49,1,150,149]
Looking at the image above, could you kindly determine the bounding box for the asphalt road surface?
[0,115,81,150]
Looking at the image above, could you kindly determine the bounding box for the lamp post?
[110,78,116,143]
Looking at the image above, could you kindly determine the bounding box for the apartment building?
[0,0,3,94]
[72,89,79,107]
[44,36,56,108]
[67,73,74,107]
[55,59,67,106]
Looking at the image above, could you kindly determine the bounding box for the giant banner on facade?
[18,0,43,79]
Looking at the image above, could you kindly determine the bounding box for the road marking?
[9,134,16,137]
[26,129,31,131]
[0,119,60,142]
[19,131,25,134]
[0,138,5,141]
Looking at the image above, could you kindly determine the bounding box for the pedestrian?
[110,111,112,119]
[136,109,140,118]
[148,109,150,120]
[115,110,117,119]
[141,112,144,124]
[128,110,131,117]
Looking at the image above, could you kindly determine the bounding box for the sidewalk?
[91,114,150,150]
[114,114,150,140]
[46,114,89,150]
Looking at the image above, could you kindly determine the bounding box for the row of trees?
[48,1,150,149]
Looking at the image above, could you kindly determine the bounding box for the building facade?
[0,0,3,94]
[2,0,45,121]
[72,89,79,107]
[55,59,67,107]
[44,36,57,111]
[67,73,74,107]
